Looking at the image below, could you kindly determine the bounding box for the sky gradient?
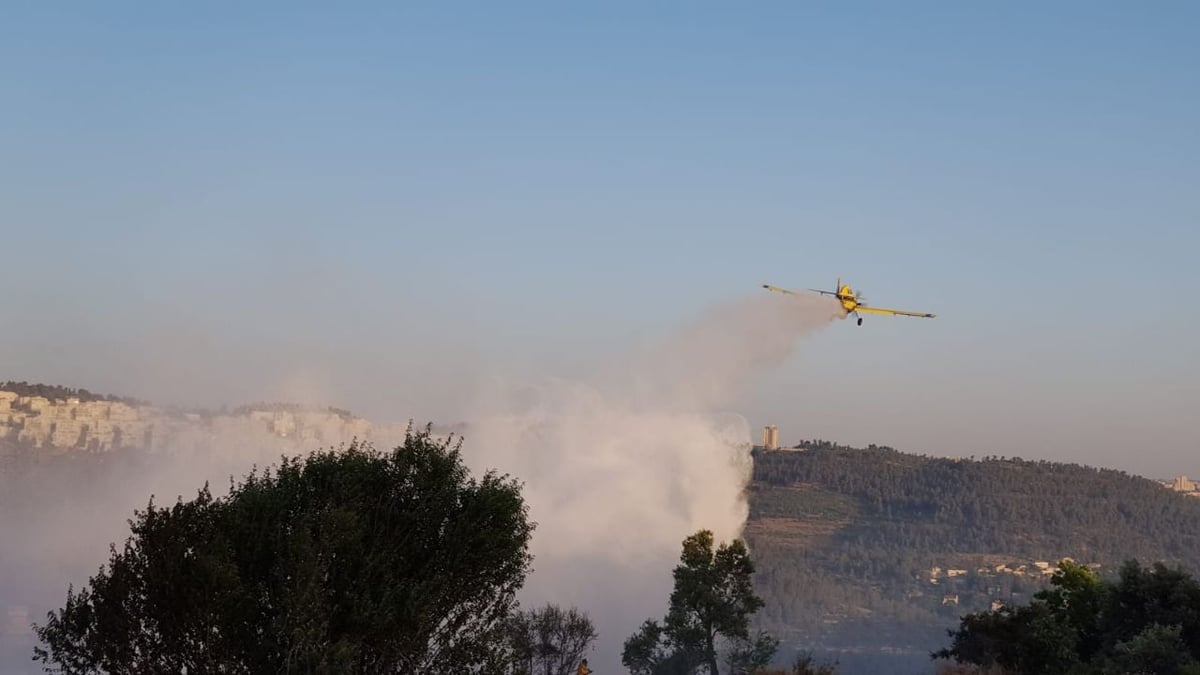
[2,2,1198,477]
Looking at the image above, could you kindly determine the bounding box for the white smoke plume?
[0,290,841,672]
[453,291,843,668]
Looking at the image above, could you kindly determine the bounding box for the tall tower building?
[762,425,779,450]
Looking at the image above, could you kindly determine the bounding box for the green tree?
[725,631,781,674]
[622,619,690,675]
[506,603,597,675]
[936,560,1200,674]
[622,529,775,674]
[1038,560,1106,659]
[33,424,535,673]
[937,600,1081,673]
[1098,623,1200,675]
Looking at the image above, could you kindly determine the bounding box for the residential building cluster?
[1159,475,1200,497]
[927,558,1101,585]
[0,388,377,455]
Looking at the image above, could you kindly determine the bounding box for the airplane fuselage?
[835,285,860,314]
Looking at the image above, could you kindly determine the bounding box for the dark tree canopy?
[935,560,1200,674]
[622,530,776,675]
[505,603,597,675]
[33,424,535,674]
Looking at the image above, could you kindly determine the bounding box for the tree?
[506,603,598,675]
[936,560,1200,675]
[33,424,535,673]
[724,631,781,674]
[1098,623,1200,675]
[622,529,776,674]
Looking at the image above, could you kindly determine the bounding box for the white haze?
[0,292,842,672]
[455,292,844,669]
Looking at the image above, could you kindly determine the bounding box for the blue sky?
[1,2,1197,475]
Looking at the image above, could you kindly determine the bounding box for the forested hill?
[744,443,1200,674]
[753,444,1200,563]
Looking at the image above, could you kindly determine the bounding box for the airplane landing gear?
[857,317,863,326]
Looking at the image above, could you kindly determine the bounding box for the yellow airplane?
[762,278,936,326]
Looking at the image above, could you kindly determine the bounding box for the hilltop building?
[1159,475,1200,497]
[753,425,807,452]
[762,425,779,451]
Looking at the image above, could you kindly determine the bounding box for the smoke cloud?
[0,291,841,672]
[453,292,843,668]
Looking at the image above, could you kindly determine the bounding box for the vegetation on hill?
[755,443,1200,564]
[230,401,358,420]
[745,444,1200,672]
[0,380,147,406]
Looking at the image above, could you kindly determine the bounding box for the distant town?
[1159,474,1200,497]
[0,382,416,456]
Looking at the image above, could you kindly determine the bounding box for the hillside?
[744,443,1200,673]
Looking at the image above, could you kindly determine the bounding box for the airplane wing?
[857,306,936,318]
[761,284,839,297]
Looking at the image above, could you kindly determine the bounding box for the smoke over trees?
[13,293,843,672]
